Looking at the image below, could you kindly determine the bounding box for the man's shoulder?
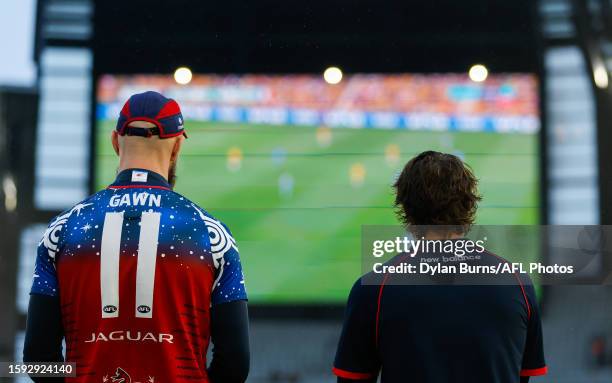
[171,193,232,230]
[47,193,102,226]
[349,273,383,302]
[166,191,237,247]
[39,193,101,257]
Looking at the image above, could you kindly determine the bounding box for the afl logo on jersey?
[137,305,151,314]
[103,305,118,314]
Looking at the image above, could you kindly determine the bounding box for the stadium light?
[3,174,17,212]
[593,62,609,89]
[324,67,343,85]
[468,64,488,82]
[174,67,193,85]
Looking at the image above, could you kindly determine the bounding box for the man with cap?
[23,91,250,382]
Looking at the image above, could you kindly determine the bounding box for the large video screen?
[95,74,540,303]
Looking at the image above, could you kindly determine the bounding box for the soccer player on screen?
[23,91,249,382]
[333,151,547,383]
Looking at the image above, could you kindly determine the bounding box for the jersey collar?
[108,168,172,190]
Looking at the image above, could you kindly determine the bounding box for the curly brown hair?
[393,151,482,234]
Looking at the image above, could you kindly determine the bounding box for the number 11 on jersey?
[100,211,161,319]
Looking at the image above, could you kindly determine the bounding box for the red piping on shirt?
[486,251,532,320]
[332,367,376,380]
[375,254,410,347]
[520,366,548,376]
[108,185,171,190]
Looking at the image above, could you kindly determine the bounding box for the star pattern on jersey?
[39,202,94,260]
[72,202,93,216]
[32,187,247,304]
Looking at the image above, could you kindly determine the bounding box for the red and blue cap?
[116,91,187,138]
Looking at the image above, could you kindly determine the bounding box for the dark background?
[93,0,540,74]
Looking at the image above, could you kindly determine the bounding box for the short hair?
[393,151,482,234]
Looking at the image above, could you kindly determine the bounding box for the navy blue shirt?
[334,249,546,383]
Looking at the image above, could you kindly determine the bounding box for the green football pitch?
[96,120,540,303]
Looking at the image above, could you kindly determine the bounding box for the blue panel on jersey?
[211,246,248,305]
[31,240,59,296]
[30,202,95,296]
[189,203,248,305]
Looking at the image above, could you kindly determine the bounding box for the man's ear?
[170,136,184,163]
[111,131,120,156]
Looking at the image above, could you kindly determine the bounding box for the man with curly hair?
[333,151,546,383]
